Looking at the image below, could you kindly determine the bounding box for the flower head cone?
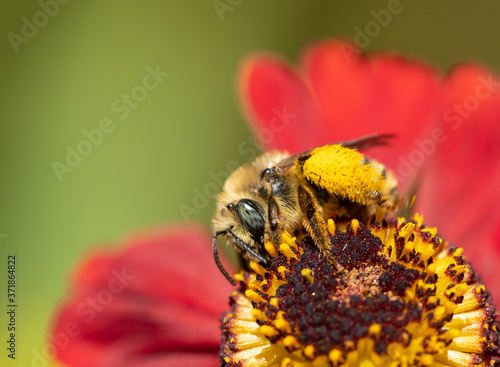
[219,215,500,367]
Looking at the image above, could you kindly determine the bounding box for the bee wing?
[275,154,296,172]
[275,133,396,170]
[340,133,397,150]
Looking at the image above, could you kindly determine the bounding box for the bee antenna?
[213,231,237,286]
[226,227,268,266]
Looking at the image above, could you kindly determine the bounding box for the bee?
[212,134,399,285]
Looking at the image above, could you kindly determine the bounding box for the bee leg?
[297,184,339,268]
[268,195,283,250]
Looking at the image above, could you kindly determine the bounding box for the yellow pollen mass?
[299,145,387,205]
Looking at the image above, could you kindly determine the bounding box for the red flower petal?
[51,225,233,367]
[239,55,321,153]
[303,41,441,174]
[415,65,500,301]
[239,41,441,178]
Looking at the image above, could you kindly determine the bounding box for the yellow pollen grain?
[453,248,464,257]
[327,218,336,235]
[329,349,343,364]
[351,218,360,234]
[245,289,265,303]
[476,285,486,293]
[283,335,300,349]
[301,268,314,284]
[280,243,297,259]
[303,345,315,359]
[249,261,267,277]
[260,325,279,337]
[281,357,294,367]
[265,242,278,257]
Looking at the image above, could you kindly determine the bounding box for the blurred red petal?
[51,225,233,367]
[302,40,440,173]
[415,65,500,302]
[238,55,322,153]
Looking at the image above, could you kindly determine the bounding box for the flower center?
[220,215,500,367]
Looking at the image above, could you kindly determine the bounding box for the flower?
[238,40,500,304]
[52,39,500,367]
[51,225,234,367]
[220,216,499,366]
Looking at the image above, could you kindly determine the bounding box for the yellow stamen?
[280,243,297,259]
[329,349,343,364]
[260,325,279,337]
[303,345,315,359]
[283,335,300,349]
[278,266,288,278]
[369,323,381,337]
[413,213,423,227]
[265,242,278,257]
[270,297,280,309]
[327,218,336,235]
[245,289,265,303]
[249,261,267,277]
[301,268,314,284]
[351,218,360,234]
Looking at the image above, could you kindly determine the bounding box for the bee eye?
[237,199,265,238]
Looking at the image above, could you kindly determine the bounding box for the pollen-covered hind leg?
[297,184,337,266]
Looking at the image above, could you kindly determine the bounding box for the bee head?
[212,198,268,286]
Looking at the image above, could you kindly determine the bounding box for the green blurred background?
[1,1,500,366]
